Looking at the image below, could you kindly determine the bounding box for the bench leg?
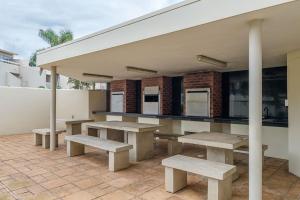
[109,151,130,172]
[208,177,232,200]
[165,167,187,193]
[67,141,84,157]
[168,140,182,156]
[34,134,42,146]
[42,135,50,149]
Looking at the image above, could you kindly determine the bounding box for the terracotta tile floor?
[0,133,299,200]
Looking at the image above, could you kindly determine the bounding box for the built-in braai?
[143,86,160,115]
[183,71,222,117]
[141,77,172,115]
[110,80,137,113]
[185,88,210,117]
[111,91,124,113]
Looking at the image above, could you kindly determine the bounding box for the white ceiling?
[39,0,300,82]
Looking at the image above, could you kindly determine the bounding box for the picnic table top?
[85,121,162,132]
[57,118,94,124]
[178,132,248,150]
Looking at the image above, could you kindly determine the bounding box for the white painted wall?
[0,60,71,89]
[0,61,21,86]
[287,50,300,176]
[0,87,106,135]
[19,66,46,88]
[0,87,50,135]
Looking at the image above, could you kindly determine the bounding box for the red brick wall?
[110,80,137,113]
[141,76,172,115]
[183,71,222,117]
[125,80,137,113]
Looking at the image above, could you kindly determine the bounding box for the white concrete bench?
[65,135,133,172]
[234,144,268,166]
[33,128,65,149]
[154,132,182,155]
[162,155,236,200]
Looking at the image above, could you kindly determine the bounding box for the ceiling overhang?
[37,0,300,82]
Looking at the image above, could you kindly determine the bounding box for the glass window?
[222,67,287,119]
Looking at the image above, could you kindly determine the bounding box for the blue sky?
[0,0,182,59]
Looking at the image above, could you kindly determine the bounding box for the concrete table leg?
[207,147,239,181]
[99,128,108,139]
[108,151,130,172]
[127,131,154,162]
[168,140,183,156]
[165,167,187,193]
[34,134,42,146]
[208,177,232,200]
[67,141,85,157]
[66,123,82,135]
[42,135,50,149]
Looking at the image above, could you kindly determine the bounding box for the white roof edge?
[38,0,199,55]
[37,0,295,66]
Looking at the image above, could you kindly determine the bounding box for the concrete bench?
[33,128,65,149]
[162,155,236,200]
[234,144,268,166]
[65,135,133,172]
[154,132,182,155]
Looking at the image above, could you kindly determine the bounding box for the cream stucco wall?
[0,87,107,135]
[287,50,300,176]
[0,87,50,135]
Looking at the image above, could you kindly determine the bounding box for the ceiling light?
[82,73,113,79]
[126,66,157,74]
[197,55,227,67]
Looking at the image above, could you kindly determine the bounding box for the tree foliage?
[68,78,92,90]
[29,29,73,67]
[29,28,91,89]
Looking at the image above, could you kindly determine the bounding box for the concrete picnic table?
[85,121,162,162]
[178,132,248,180]
[57,118,94,135]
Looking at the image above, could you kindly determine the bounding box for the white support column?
[50,66,57,151]
[249,19,263,200]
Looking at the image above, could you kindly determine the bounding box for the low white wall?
[0,87,106,135]
[0,87,50,135]
[228,124,288,159]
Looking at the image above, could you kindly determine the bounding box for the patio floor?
[0,133,299,200]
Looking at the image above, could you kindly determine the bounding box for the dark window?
[136,80,141,114]
[222,66,288,119]
[172,76,183,115]
[144,95,159,102]
[46,74,51,82]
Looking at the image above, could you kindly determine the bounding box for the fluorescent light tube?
[82,73,113,79]
[126,66,157,74]
[197,55,227,67]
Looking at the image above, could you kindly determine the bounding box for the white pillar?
[287,50,300,177]
[50,66,57,151]
[249,19,263,200]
